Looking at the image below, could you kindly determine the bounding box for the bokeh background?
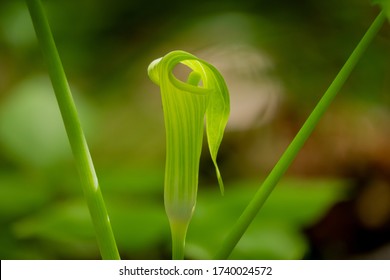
[1,0,390,259]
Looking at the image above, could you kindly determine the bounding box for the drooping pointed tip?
[220,184,225,196]
[216,167,225,196]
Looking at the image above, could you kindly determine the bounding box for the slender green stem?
[25,0,120,260]
[215,11,386,260]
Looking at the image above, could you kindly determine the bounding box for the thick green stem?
[215,11,386,260]
[25,0,120,260]
[171,221,189,260]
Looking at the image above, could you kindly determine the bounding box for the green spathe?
[148,50,230,259]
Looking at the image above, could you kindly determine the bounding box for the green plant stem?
[215,11,386,260]
[25,0,120,260]
[171,222,189,260]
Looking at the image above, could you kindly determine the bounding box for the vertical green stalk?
[170,221,189,260]
[25,0,120,260]
[215,11,386,259]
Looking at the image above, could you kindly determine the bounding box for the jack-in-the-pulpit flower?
[148,50,230,259]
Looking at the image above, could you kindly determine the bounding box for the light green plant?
[148,51,230,259]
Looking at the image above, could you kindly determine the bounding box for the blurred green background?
[0,0,390,259]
